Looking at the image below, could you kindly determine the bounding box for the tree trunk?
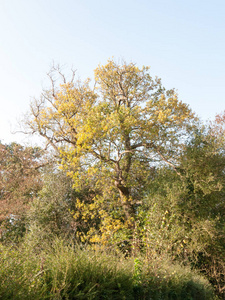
[114,180,135,221]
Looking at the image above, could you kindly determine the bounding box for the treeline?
[1,59,225,299]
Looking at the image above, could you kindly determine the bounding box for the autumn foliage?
[1,59,225,298]
[0,143,44,222]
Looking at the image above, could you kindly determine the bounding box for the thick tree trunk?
[114,180,135,221]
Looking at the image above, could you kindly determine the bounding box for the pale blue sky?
[0,0,225,144]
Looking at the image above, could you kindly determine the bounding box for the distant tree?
[210,110,225,148]
[0,142,45,239]
[215,110,225,129]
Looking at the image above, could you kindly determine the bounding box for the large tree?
[26,60,196,223]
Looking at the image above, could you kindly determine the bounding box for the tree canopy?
[26,60,196,222]
[0,142,44,222]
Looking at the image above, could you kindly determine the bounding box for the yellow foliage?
[27,59,197,247]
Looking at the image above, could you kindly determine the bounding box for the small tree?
[0,142,45,242]
[25,169,76,247]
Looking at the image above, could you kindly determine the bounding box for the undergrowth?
[0,239,216,300]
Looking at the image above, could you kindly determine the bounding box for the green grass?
[0,239,216,300]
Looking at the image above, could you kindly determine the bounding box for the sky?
[0,0,225,145]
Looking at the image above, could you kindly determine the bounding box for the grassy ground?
[0,239,216,300]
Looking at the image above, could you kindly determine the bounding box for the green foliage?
[0,214,27,245]
[142,128,225,298]
[0,239,215,300]
[25,169,76,248]
[138,255,215,300]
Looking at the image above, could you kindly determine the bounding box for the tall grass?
[0,239,216,299]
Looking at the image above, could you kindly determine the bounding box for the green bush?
[136,255,215,300]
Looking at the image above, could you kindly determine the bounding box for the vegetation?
[0,239,215,300]
[1,59,225,299]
